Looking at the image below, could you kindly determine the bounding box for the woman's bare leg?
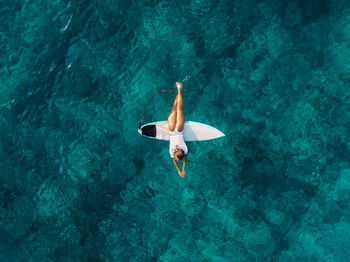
[176,83,185,132]
[167,94,177,131]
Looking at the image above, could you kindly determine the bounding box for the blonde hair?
[175,148,184,161]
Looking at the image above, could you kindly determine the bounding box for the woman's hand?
[178,170,185,178]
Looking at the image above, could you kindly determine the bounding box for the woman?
[168,82,188,178]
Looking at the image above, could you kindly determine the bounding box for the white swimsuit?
[169,126,188,158]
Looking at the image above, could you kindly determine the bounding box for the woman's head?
[174,148,184,161]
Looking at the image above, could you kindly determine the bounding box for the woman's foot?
[176,82,182,91]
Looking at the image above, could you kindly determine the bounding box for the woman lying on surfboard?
[167,82,188,178]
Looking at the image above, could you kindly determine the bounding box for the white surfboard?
[138,121,225,141]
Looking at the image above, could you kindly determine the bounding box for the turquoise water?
[1,0,350,261]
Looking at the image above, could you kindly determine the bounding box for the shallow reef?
[1,0,350,261]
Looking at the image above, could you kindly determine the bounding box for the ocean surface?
[1,0,350,261]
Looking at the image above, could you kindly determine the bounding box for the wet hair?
[175,148,184,161]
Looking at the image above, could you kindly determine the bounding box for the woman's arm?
[172,158,183,177]
[181,154,187,176]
